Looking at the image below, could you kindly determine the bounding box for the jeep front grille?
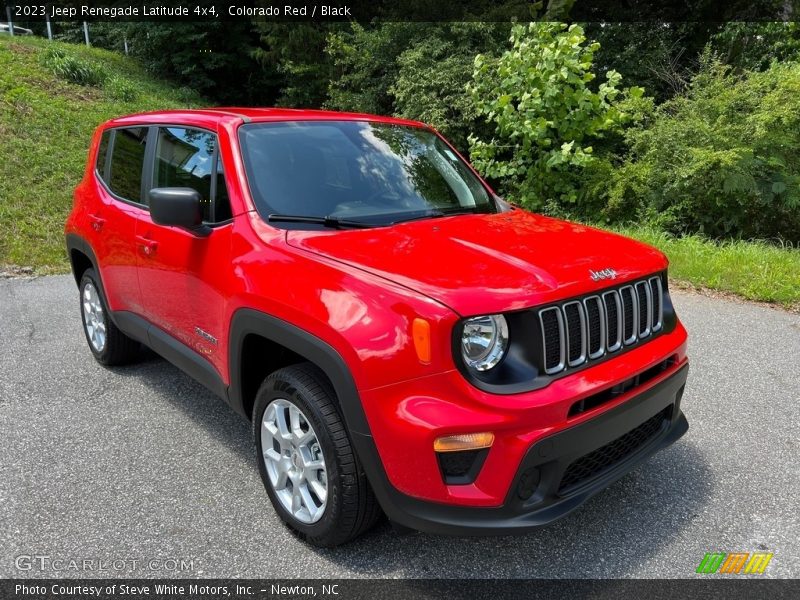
[538,276,664,376]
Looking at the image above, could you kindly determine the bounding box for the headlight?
[460,314,509,371]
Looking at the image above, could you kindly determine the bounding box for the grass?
[0,38,797,310]
[611,226,800,310]
[0,35,205,272]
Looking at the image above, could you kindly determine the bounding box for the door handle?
[135,235,158,256]
[88,214,105,232]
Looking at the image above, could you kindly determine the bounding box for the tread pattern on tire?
[80,269,140,366]
[255,362,382,546]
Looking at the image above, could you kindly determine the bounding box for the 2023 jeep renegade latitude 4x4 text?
[65,109,689,547]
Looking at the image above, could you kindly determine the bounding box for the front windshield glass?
[238,121,496,227]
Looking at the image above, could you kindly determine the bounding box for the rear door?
[90,126,150,314]
[134,125,234,375]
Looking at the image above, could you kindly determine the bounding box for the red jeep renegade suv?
[65,109,689,547]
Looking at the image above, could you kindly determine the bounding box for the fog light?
[517,467,541,500]
[433,432,494,452]
[437,449,488,485]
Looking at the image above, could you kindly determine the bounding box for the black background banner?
[2,579,800,600]
[1,0,800,22]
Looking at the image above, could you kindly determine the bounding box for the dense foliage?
[124,22,279,105]
[8,20,800,242]
[607,58,800,242]
[709,22,800,71]
[467,23,642,212]
[252,24,336,108]
[587,23,719,102]
[326,22,507,151]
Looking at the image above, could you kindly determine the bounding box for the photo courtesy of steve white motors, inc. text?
[14,583,340,597]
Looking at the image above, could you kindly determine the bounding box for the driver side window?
[152,127,232,223]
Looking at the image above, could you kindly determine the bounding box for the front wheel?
[253,363,382,546]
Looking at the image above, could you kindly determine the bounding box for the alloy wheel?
[260,398,328,524]
[82,282,107,353]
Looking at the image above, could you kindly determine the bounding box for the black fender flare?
[227,308,405,515]
[65,233,117,327]
[65,233,99,284]
[228,308,371,436]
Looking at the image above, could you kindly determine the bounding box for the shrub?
[608,57,800,242]
[389,23,507,152]
[40,47,107,87]
[468,23,643,212]
[104,76,138,102]
[175,86,200,104]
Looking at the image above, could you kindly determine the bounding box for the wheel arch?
[66,234,99,287]
[228,308,372,437]
[65,234,117,323]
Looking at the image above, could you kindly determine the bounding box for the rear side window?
[153,126,232,223]
[95,130,110,176]
[108,127,148,203]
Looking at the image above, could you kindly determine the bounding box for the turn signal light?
[433,432,494,453]
[412,318,431,364]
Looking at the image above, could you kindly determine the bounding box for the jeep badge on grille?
[589,268,617,281]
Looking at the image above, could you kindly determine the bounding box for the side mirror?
[148,188,211,236]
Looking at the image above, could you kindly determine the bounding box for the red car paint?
[66,108,688,520]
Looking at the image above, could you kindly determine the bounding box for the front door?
[135,125,234,376]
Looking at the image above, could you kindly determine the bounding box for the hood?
[286,210,667,316]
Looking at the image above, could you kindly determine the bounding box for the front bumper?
[354,362,689,535]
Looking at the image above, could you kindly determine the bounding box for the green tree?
[390,22,508,152]
[325,23,430,115]
[252,23,340,107]
[324,22,507,152]
[124,22,279,105]
[468,22,642,212]
[588,22,721,102]
[710,22,800,71]
[608,56,800,242]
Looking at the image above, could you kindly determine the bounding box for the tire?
[79,269,140,365]
[253,362,382,546]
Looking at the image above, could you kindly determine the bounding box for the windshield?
[238,121,496,228]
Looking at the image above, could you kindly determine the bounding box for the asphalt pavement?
[1,275,798,578]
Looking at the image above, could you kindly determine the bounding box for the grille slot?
[583,296,605,359]
[558,406,672,494]
[603,291,622,352]
[620,285,637,345]
[649,277,663,332]
[539,307,565,375]
[635,281,652,338]
[563,301,587,367]
[536,275,665,377]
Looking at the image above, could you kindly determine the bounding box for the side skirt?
[113,311,229,403]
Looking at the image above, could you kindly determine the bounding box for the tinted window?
[153,127,231,223]
[108,127,148,203]
[238,121,494,227]
[96,130,110,178]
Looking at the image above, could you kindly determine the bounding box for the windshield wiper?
[267,214,373,229]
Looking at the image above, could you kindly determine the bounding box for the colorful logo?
[696,552,773,574]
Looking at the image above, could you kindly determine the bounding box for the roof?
[105,107,427,129]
